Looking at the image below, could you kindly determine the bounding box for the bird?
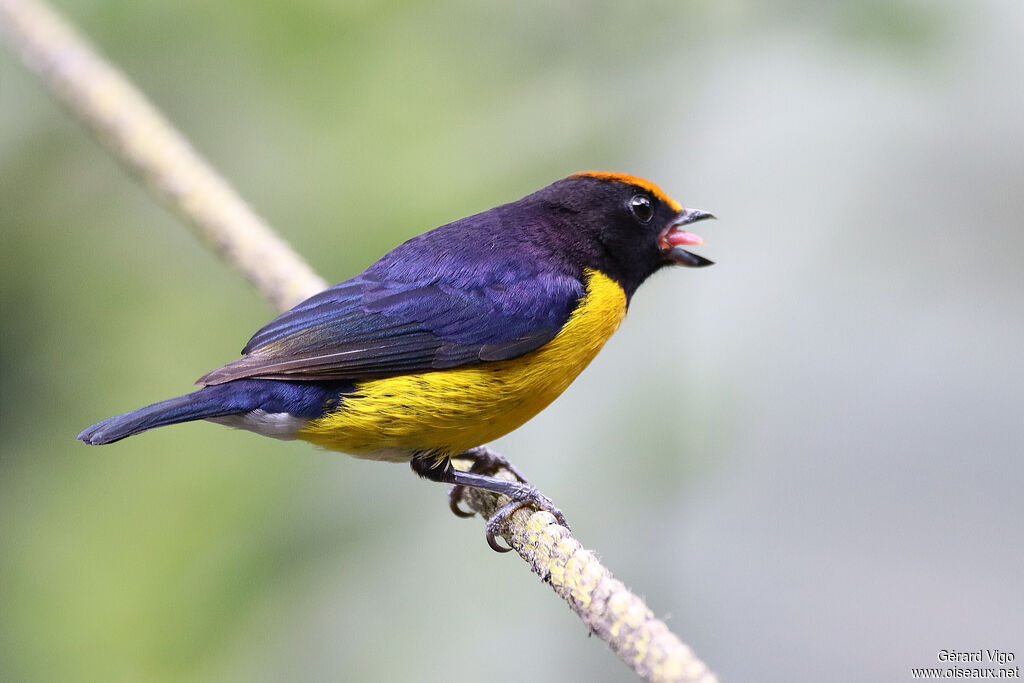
[78,171,714,550]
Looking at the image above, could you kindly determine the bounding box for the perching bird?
[78,171,714,550]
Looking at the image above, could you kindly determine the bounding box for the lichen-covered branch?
[0,1,717,680]
[462,475,717,683]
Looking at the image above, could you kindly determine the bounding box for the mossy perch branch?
[0,1,717,681]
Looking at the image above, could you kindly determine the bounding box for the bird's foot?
[411,449,569,553]
[482,483,568,553]
[448,446,529,518]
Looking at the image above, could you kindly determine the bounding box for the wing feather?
[198,269,582,385]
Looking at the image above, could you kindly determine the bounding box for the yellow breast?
[297,268,628,460]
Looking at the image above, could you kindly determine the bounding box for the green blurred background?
[3,1,1023,681]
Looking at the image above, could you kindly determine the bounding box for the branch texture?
[1,1,717,680]
[464,479,717,683]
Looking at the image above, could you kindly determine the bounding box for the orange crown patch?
[569,171,683,213]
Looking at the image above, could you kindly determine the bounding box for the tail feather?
[77,391,238,445]
[77,379,354,445]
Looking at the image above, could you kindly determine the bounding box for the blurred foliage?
[2,1,1022,682]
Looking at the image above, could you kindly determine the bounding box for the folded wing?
[198,269,583,385]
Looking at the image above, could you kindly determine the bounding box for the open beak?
[658,208,716,267]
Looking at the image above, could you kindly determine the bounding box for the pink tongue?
[665,228,704,246]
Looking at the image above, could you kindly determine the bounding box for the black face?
[534,175,712,299]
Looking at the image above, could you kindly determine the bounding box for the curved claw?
[485,500,524,552]
[550,509,570,531]
[485,528,513,552]
[448,485,476,518]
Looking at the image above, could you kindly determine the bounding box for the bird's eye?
[628,194,654,223]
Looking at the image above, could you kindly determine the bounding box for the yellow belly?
[296,268,627,460]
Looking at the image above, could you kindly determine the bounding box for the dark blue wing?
[197,263,583,385]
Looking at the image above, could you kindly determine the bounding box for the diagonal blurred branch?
[0,0,327,310]
[0,1,717,681]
